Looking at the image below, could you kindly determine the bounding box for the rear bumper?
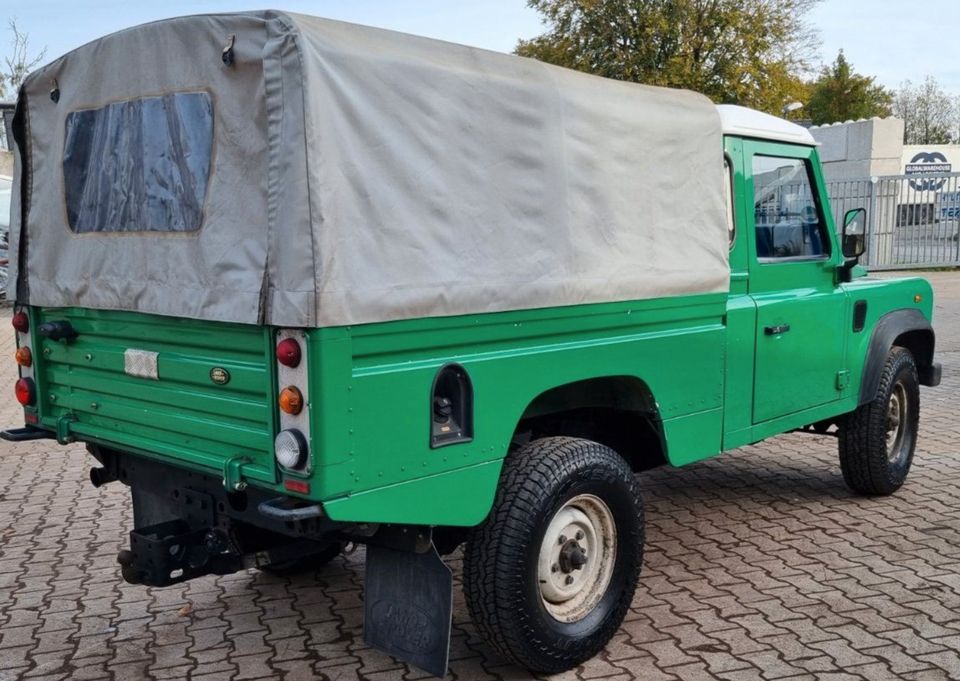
[94,446,336,539]
[1,426,56,442]
[98,447,345,587]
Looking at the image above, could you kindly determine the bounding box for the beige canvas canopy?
[10,11,729,327]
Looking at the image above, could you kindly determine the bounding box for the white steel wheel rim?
[886,382,908,462]
[537,493,617,623]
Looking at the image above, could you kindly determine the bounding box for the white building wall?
[810,118,960,268]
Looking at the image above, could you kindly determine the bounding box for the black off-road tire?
[839,347,920,495]
[462,437,644,673]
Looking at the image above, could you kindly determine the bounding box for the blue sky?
[3,0,959,96]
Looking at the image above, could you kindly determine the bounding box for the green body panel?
[742,140,850,423]
[312,293,727,525]
[838,275,934,397]
[720,137,934,449]
[32,307,280,485]
[18,134,936,528]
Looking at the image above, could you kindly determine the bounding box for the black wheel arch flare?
[859,309,938,405]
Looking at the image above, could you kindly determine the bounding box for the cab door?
[745,141,848,424]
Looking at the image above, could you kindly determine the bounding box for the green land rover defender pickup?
[3,11,941,677]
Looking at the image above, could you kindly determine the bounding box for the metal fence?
[826,172,960,270]
[0,102,14,153]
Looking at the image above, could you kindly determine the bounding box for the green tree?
[516,0,821,114]
[806,51,892,125]
[893,77,957,145]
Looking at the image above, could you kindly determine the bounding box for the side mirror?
[842,208,866,260]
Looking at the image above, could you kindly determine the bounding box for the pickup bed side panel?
[317,293,728,526]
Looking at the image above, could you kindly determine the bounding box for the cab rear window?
[63,92,213,234]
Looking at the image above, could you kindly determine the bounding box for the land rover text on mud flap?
[3,11,941,677]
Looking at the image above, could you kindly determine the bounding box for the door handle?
[764,324,791,335]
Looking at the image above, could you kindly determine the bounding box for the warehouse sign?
[905,151,952,191]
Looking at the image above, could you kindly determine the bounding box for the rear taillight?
[276,338,301,368]
[13,310,38,414]
[15,378,35,406]
[11,311,28,333]
[275,330,310,476]
[15,347,32,368]
[279,386,303,415]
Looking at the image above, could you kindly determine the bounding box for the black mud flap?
[363,544,453,678]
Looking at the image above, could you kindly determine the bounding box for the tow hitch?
[116,520,341,587]
[117,521,241,586]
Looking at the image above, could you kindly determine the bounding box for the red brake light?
[11,311,29,333]
[15,378,35,406]
[276,338,302,368]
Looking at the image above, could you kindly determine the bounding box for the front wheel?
[839,346,920,495]
[463,437,644,673]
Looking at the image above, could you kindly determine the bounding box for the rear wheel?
[463,437,644,673]
[839,347,920,495]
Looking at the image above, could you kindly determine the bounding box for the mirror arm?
[838,257,858,283]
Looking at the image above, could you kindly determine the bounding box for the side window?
[724,157,735,247]
[752,155,828,259]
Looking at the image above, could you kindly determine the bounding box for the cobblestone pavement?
[1,272,959,681]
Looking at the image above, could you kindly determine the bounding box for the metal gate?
[826,172,960,270]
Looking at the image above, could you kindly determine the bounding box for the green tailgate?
[32,307,278,484]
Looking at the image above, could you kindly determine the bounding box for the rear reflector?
[283,479,310,495]
[15,378,35,406]
[11,311,28,333]
[276,338,302,368]
[15,347,32,368]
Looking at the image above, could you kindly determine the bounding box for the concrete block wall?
[809,117,905,180]
[809,117,906,266]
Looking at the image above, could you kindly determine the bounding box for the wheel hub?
[885,382,908,462]
[558,539,588,573]
[537,494,617,623]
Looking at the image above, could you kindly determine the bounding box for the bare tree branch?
[1,18,47,99]
[894,76,958,144]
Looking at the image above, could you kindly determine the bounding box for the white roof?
[716,104,816,146]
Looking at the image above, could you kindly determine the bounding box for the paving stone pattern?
[1,272,959,680]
